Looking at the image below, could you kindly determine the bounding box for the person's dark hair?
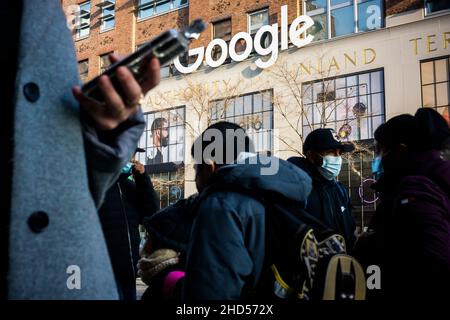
[190,121,254,166]
[374,108,450,151]
[151,117,167,133]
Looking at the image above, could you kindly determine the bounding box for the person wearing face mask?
[288,128,356,251]
[354,108,450,300]
[99,148,160,300]
[147,117,169,165]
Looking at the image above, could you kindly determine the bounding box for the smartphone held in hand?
[81,19,206,103]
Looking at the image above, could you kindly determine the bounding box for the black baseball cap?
[303,128,355,153]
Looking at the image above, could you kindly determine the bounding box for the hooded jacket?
[354,150,450,299]
[182,156,312,301]
[287,157,356,250]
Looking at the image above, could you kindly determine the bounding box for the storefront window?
[425,0,450,16]
[210,90,273,153]
[137,107,186,208]
[420,57,450,123]
[304,0,383,41]
[149,168,185,209]
[303,71,384,231]
[302,69,385,141]
[338,142,378,233]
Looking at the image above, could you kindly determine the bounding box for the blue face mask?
[371,156,384,180]
[318,155,342,180]
[121,162,133,175]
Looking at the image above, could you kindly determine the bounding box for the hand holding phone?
[73,19,206,131]
[81,19,206,104]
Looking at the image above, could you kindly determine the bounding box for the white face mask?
[318,155,342,180]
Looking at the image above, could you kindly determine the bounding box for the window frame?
[78,59,89,83]
[137,0,189,22]
[247,7,270,35]
[210,89,274,153]
[76,1,91,40]
[303,0,384,42]
[99,0,116,32]
[419,55,450,122]
[424,0,450,16]
[301,68,386,141]
[212,18,232,62]
[99,52,114,74]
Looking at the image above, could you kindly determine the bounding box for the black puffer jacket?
[99,172,159,300]
[287,157,356,251]
[183,156,312,300]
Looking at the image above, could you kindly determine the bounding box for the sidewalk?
[136,278,148,300]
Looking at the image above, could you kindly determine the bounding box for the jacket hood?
[208,155,312,203]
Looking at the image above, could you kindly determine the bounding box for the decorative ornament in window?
[353,102,367,117]
[338,123,352,140]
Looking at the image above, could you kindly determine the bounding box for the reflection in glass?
[435,59,448,83]
[331,5,354,37]
[421,61,434,85]
[436,82,449,107]
[422,85,436,107]
[358,0,382,32]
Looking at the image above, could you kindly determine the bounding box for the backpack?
[260,200,366,301]
[198,184,367,301]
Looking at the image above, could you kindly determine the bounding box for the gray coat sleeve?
[82,110,146,208]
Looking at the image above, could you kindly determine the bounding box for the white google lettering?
[174,5,315,73]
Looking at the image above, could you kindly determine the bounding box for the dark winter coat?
[354,150,450,299]
[182,157,312,301]
[287,157,356,250]
[99,171,159,300]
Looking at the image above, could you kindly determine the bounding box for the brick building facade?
[61,0,450,231]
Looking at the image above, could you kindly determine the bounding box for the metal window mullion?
[354,0,358,33]
[327,0,331,39]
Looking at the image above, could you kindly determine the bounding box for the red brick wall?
[62,0,136,80]
[385,0,423,16]
[188,0,300,49]
[61,0,303,80]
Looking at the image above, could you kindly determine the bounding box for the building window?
[78,60,89,83]
[425,0,450,15]
[98,0,115,32]
[137,107,186,208]
[137,0,188,20]
[137,107,185,166]
[338,143,378,233]
[304,0,383,42]
[302,69,385,141]
[210,90,273,153]
[420,57,450,123]
[212,18,232,61]
[100,53,113,74]
[76,1,91,39]
[248,8,271,51]
[302,70,385,232]
[148,169,185,209]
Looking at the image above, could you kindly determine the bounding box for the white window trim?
[303,0,383,41]
[424,0,450,17]
[247,8,269,35]
[137,0,189,22]
[75,2,91,40]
